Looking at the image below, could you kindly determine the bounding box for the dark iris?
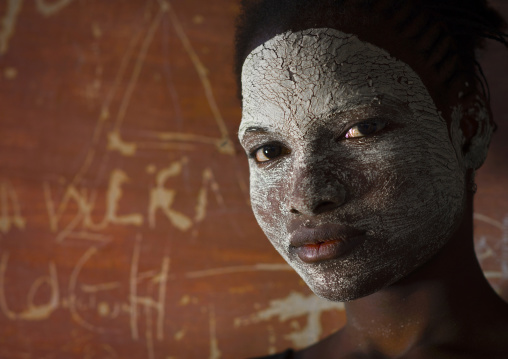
[357,121,378,135]
[262,145,282,159]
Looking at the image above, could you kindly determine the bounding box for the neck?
[341,197,506,357]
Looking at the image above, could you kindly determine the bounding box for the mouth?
[289,224,367,263]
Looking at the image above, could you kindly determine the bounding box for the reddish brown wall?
[0,1,507,358]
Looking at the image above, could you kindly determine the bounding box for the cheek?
[333,122,464,231]
[249,165,288,243]
[362,127,465,239]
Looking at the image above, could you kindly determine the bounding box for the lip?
[289,224,366,263]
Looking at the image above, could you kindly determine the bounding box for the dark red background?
[0,1,506,358]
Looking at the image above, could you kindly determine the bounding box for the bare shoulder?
[292,321,508,359]
[408,320,508,359]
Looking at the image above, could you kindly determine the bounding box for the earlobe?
[451,93,494,170]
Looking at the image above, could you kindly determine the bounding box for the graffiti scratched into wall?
[41,158,223,243]
[2,0,508,358]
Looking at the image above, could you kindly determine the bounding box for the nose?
[287,164,346,216]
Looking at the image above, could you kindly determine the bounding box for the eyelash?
[249,142,289,164]
[344,118,387,139]
[249,119,389,164]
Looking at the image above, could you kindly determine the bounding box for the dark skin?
[296,194,508,358]
[248,7,508,359]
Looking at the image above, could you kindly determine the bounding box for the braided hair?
[234,0,507,106]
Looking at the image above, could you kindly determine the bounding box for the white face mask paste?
[239,28,467,301]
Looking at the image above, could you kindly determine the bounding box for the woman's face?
[238,28,467,301]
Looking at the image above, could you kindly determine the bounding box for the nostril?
[288,187,345,215]
[314,201,339,214]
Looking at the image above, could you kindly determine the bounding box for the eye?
[345,119,387,138]
[253,144,288,163]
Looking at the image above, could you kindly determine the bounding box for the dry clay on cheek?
[240,28,470,301]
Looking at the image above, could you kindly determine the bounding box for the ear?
[450,92,495,171]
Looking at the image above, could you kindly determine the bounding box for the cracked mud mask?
[239,28,467,301]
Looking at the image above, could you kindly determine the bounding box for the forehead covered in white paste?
[239,28,449,146]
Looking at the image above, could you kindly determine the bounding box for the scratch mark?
[113,3,166,132]
[107,1,230,157]
[101,169,143,228]
[23,262,59,320]
[68,246,106,333]
[267,325,277,354]
[137,270,158,283]
[103,169,143,226]
[474,213,504,231]
[66,0,233,186]
[72,21,144,184]
[139,131,236,152]
[174,328,186,341]
[45,178,104,240]
[155,132,220,145]
[165,0,234,155]
[184,263,292,279]
[43,181,92,232]
[0,180,26,234]
[236,292,344,348]
[154,132,228,153]
[129,237,170,342]
[179,295,190,306]
[156,256,170,341]
[4,66,17,79]
[35,0,76,17]
[144,302,155,359]
[136,141,196,151]
[107,131,137,156]
[475,236,495,261]
[81,282,121,293]
[137,270,158,282]
[0,0,23,55]
[44,170,143,240]
[0,252,17,319]
[484,271,503,278]
[129,239,141,340]
[0,254,59,320]
[195,168,223,223]
[209,304,221,359]
[110,302,122,318]
[148,158,192,231]
[64,231,112,242]
[91,22,102,38]
[192,14,204,24]
[54,210,85,243]
[42,181,60,231]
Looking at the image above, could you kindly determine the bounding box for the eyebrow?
[238,126,270,143]
[244,126,269,134]
[238,104,391,140]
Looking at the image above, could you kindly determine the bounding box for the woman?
[234,0,508,358]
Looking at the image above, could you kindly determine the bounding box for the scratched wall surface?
[0,1,506,358]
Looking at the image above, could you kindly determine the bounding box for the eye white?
[255,147,271,162]
[345,119,387,138]
[254,144,286,163]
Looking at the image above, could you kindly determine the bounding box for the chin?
[304,275,389,302]
[292,252,437,302]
